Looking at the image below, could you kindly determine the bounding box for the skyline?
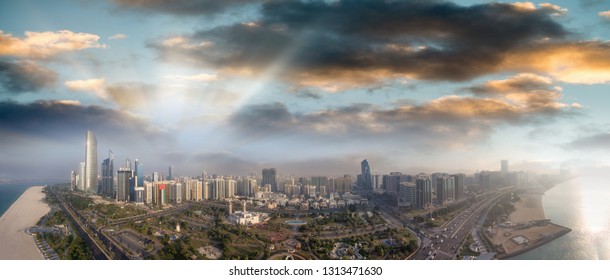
[2,0,610,179]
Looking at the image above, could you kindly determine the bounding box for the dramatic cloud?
[464,73,579,111]
[0,99,168,144]
[112,0,257,16]
[503,40,610,84]
[228,74,579,149]
[0,60,58,93]
[108,33,128,40]
[567,133,610,150]
[150,0,574,89]
[0,30,106,59]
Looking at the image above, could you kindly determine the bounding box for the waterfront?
[510,176,610,260]
[0,181,62,218]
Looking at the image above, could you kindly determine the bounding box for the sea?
[509,176,610,260]
[0,180,64,218]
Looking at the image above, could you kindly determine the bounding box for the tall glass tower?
[360,159,373,190]
[84,130,98,194]
[101,150,114,198]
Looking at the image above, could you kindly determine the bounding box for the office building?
[398,182,416,207]
[84,130,98,194]
[436,176,455,205]
[168,165,174,180]
[117,168,132,202]
[101,150,114,198]
[360,159,373,190]
[415,176,432,209]
[451,173,465,202]
[78,162,85,192]
[262,168,277,192]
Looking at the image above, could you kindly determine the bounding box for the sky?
[2,0,610,180]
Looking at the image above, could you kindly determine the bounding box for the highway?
[408,188,513,260]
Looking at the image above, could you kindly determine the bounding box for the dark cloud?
[112,0,258,16]
[567,133,610,150]
[0,100,174,179]
[0,60,57,93]
[150,0,569,87]
[0,100,168,143]
[227,74,579,149]
[227,102,296,138]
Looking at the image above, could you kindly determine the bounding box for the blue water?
[509,176,610,260]
[0,180,64,218]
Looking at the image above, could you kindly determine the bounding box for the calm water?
[0,180,63,218]
[510,176,610,260]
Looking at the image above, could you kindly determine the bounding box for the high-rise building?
[70,170,77,191]
[415,176,432,209]
[210,178,226,200]
[451,173,465,202]
[398,182,416,207]
[360,159,373,190]
[117,168,132,202]
[134,159,143,187]
[101,150,114,198]
[84,130,98,194]
[78,162,85,192]
[226,179,236,198]
[501,160,509,173]
[262,168,277,192]
[168,165,174,180]
[436,176,455,205]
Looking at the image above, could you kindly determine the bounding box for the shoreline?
[0,186,50,260]
[488,184,572,259]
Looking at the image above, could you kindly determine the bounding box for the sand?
[0,186,50,260]
[488,190,571,258]
[509,192,546,223]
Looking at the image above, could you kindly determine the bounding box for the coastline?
[488,185,572,259]
[0,186,50,260]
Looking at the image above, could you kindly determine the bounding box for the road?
[407,188,513,260]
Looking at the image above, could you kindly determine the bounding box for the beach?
[488,190,571,259]
[0,186,50,260]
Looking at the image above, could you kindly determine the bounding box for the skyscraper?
[436,176,455,205]
[262,168,277,192]
[101,150,114,198]
[451,173,465,202]
[134,159,143,187]
[168,165,174,180]
[415,176,432,209]
[84,130,98,194]
[117,168,132,202]
[360,159,373,190]
[501,160,509,173]
[78,162,85,192]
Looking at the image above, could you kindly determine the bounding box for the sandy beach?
[488,190,571,258]
[0,186,50,260]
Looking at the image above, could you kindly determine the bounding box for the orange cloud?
[505,41,610,84]
[0,30,106,59]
